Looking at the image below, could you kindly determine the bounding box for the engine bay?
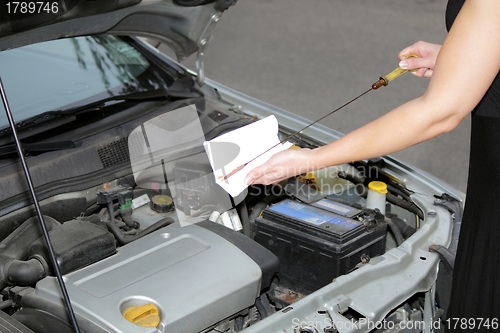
[0,101,428,333]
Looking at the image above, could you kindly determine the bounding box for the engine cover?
[34,222,266,333]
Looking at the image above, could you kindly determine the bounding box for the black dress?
[445,0,500,330]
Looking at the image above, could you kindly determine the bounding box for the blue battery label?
[268,200,361,231]
[312,198,361,217]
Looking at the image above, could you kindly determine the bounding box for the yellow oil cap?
[368,181,388,194]
[122,303,160,327]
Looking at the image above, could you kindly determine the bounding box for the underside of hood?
[0,0,235,60]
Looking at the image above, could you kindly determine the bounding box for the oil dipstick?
[223,54,421,181]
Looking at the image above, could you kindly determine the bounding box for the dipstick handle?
[372,54,419,90]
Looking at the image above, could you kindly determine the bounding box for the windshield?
[0,35,168,129]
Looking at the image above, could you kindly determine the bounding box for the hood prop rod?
[0,76,81,333]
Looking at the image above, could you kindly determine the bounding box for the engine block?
[34,223,264,333]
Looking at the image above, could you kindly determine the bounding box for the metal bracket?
[195,12,222,86]
[423,284,438,333]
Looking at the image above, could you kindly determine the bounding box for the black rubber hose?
[255,296,269,319]
[386,193,424,220]
[119,207,140,229]
[255,294,274,319]
[4,257,47,287]
[338,171,367,196]
[236,200,251,237]
[107,202,116,224]
[387,184,412,202]
[105,217,174,245]
[385,217,405,246]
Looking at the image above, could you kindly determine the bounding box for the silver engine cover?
[34,222,262,333]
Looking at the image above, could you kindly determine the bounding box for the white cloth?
[204,115,292,197]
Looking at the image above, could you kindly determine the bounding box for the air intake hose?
[3,256,48,287]
[0,216,60,290]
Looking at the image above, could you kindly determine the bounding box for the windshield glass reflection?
[0,35,167,128]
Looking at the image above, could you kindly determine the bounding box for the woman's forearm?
[310,96,461,169]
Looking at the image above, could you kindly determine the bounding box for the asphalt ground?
[163,0,470,193]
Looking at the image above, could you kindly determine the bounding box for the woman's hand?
[244,148,315,185]
[399,41,442,78]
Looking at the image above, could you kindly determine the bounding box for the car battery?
[255,198,387,294]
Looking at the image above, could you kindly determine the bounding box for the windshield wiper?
[0,112,77,147]
[59,88,201,115]
[0,88,201,145]
[61,88,170,115]
[0,140,76,157]
[0,90,167,136]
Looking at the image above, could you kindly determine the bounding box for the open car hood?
[0,0,235,61]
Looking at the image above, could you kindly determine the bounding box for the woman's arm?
[245,0,500,185]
